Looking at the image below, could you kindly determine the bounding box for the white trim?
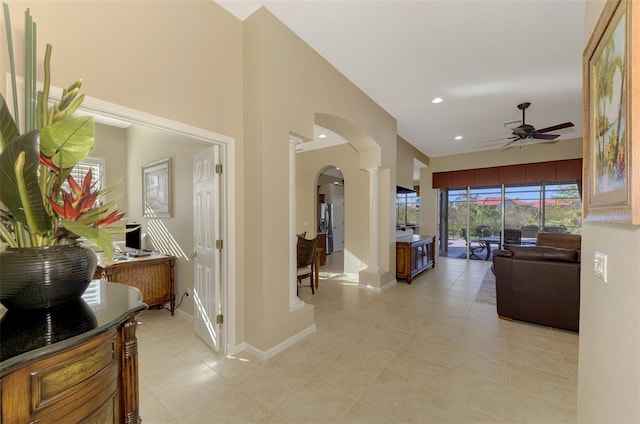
[6,74,238,355]
[358,279,397,292]
[241,324,316,360]
[343,272,360,281]
[174,308,194,321]
[289,136,304,310]
[366,167,381,273]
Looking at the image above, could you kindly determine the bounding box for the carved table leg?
[120,317,141,424]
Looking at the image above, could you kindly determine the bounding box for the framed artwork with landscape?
[142,158,172,218]
[583,0,639,224]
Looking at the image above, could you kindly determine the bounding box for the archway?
[316,165,345,275]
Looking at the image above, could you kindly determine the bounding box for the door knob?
[191,251,198,258]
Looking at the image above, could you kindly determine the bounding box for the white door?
[332,197,345,252]
[193,146,222,352]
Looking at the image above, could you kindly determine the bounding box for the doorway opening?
[317,166,344,275]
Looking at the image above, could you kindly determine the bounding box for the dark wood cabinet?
[1,281,146,424]
[94,253,176,315]
[316,233,327,266]
[396,235,435,284]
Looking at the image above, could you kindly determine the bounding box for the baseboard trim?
[358,279,397,292]
[174,307,194,321]
[241,324,316,360]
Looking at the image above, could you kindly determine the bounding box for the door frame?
[75,93,237,354]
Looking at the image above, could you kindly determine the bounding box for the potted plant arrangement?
[0,8,128,309]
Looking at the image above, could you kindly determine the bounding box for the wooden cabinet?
[95,253,176,315]
[317,233,327,266]
[1,281,146,424]
[396,235,435,284]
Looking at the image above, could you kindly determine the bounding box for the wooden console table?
[94,253,176,315]
[396,235,436,284]
[1,281,146,423]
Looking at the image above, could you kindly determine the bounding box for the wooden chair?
[297,235,318,295]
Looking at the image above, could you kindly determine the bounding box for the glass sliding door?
[444,186,500,259]
[504,184,542,243]
[542,182,582,234]
[439,180,581,259]
[469,187,502,239]
[444,188,468,258]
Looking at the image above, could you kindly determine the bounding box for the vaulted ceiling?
[217,0,586,158]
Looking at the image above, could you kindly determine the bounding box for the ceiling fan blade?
[479,136,513,144]
[501,138,520,150]
[532,133,560,140]
[536,122,575,133]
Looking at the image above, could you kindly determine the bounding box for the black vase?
[0,244,98,310]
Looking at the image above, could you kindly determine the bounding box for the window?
[542,182,582,234]
[441,180,582,257]
[396,190,419,229]
[66,157,105,192]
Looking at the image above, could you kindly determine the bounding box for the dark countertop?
[0,280,147,376]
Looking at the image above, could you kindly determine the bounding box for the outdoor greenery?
[447,183,582,239]
[396,191,419,229]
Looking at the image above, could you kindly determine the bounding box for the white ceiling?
[216,0,586,158]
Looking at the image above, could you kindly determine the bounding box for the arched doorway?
[317,166,345,274]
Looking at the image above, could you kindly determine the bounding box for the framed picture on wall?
[583,0,639,224]
[142,158,172,218]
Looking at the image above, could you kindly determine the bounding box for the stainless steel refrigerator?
[319,203,333,254]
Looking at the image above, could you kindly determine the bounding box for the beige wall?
[243,7,400,350]
[396,135,430,189]
[2,1,246,344]
[577,1,640,422]
[297,144,370,276]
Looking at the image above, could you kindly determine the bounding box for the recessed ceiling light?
[454,135,463,140]
[431,97,444,104]
[318,134,327,139]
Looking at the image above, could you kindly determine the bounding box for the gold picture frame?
[583,0,639,224]
[142,158,172,218]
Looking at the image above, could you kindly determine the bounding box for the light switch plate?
[594,251,608,283]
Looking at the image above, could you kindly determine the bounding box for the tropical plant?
[0,8,126,260]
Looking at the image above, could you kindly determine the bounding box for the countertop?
[0,280,146,376]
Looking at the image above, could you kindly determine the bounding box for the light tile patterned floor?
[137,254,578,423]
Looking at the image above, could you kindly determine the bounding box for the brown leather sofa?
[492,244,580,332]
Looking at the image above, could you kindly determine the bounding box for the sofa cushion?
[508,245,579,262]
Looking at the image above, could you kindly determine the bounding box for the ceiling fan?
[484,102,575,150]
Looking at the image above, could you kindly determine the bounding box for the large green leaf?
[62,220,113,261]
[0,93,19,151]
[40,115,95,169]
[0,130,50,233]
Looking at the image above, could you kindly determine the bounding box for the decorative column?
[289,138,303,309]
[366,167,381,273]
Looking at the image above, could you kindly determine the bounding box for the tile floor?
[137,254,578,423]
